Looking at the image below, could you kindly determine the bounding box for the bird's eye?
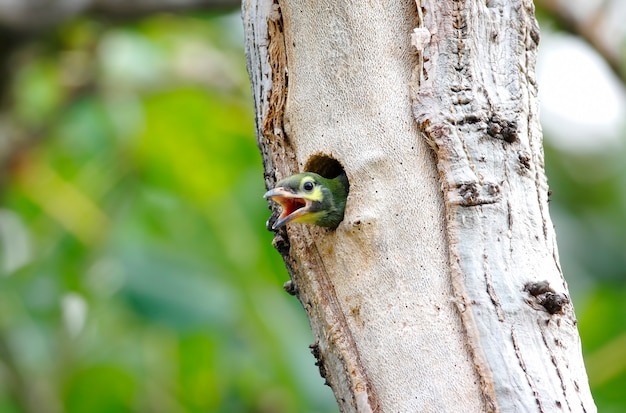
[303,181,314,192]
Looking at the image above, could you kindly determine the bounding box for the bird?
[264,172,349,230]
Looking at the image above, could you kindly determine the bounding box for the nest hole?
[304,154,345,180]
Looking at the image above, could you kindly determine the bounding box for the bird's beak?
[264,187,311,229]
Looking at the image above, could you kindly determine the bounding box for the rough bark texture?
[412,0,595,411]
[243,0,596,412]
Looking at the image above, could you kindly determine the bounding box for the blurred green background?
[0,6,624,413]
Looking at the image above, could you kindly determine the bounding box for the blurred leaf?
[63,365,137,413]
[134,88,256,203]
[11,59,64,127]
[117,244,240,331]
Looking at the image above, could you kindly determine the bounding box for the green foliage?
[0,10,624,413]
[544,142,626,411]
[0,13,336,413]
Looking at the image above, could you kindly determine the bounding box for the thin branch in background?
[536,0,626,84]
[0,0,241,33]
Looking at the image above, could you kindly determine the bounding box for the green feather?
[264,172,349,229]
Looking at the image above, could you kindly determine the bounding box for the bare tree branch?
[0,0,240,32]
[536,0,626,83]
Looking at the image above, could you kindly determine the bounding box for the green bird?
[264,172,349,230]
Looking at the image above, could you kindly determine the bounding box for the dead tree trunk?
[242,0,597,412]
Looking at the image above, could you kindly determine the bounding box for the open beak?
[264,187,311,229]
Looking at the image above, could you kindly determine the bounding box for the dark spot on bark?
[283,280,297,296]
[525,281,569,315]
[272,232,290,255]
[459,182,480,204]
[518,151,531,170]
[487,115,518,143]
[525,280,554,296]
[309,342,329,385]
[542,293,569,315]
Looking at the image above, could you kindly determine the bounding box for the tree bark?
[243,0,596,412]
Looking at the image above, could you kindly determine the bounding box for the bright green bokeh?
[0,13,336,413]
[0,10,624,413]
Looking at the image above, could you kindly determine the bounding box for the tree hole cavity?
[305,154,346,181]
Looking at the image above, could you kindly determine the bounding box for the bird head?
[264,172,348,230]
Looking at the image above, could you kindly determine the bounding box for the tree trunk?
[242,0,597,412]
